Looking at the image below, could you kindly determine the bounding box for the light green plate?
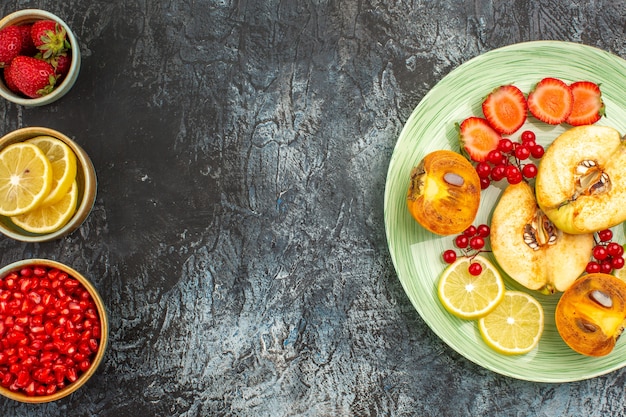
[384,41,626,382]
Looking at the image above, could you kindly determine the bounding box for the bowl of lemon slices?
[0,127,96,242]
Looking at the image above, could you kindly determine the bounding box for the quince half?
[406,150,480,236]
[535,125,626,234]
[490,181,594,294]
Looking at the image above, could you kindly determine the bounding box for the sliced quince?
[490,181,594,293]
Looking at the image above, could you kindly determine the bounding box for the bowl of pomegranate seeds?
[0,126,97,243]
[0,259,108,402]
[0,9,80,106]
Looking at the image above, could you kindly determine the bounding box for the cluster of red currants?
[586,229,625,274]
[475,130,545,189]
[442,224,491,275]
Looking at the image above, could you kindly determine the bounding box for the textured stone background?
[0,1,625,416]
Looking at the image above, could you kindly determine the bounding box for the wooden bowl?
[0,9,81,106]
[0,259,108,402]
[0,127,97,242]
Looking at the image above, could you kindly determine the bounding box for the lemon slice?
[11,180,78,234]
[479,291,544,355]
[0,142,53,216]
[27,136,77,205]
[437,255,505,319]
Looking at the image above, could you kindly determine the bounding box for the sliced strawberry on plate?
[458,117,502,162]
[482,84,528,135]
[527,77,573,125]
[565,81,605,126]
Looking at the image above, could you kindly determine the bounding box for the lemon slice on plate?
[27,136,77,205]
[0,142,53,216]
[11,180,78,234]
[479,291,544,355]
[437,255,505,319]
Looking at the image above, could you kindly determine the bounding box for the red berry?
[521,130,536,143]
[477,224,490,237]
[475,162,491,178]
[598,229,613,242]
[455,235,469,249]
[522,163,538,179]
[530,144,545,159]
[31,20,70,59]
[497,138,513,153]
[514,145,531,160]
[491,165,506,181]
[585,261,600,274]
[463,225,477,237]
[468,262,483,276]
[5,56,57,98]
[469,236,485,250]
[611,256,625,270]
[479,177,490,190]
[505,165,523,184]
[607,242,624,257]
[442,250,457,264]
[487,150,503,165]
[600,260,613,274]
[593,245,608,261]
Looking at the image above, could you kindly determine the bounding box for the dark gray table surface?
[0,1,625,416]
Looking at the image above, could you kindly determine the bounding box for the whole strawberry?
[0,26,23,67]
[2,63,20,93]
[31,19,70,59]
[49,52,71,80]
[6,55,57,98]
[16,24,37,56]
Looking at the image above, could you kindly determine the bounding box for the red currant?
[612,256,625,270]
[600,260,613,274]
[522,163,538,179]
[598,229,613,242]
[607,242,624,257]
[586,261,601,274]
[530,144,545,159]
[593,245,609,260]
[506,165,523,184]
[468,262,483,276]
[477,224,490,237]
[514,145,531,160]
[480,177,490,190]
[463,225,477,237]
[455,235,469,249]
[521,130,536,143]
[497,138,513,153]
[442,250,457,264]
[469,236,485,250]
[487,150,503,165]
[491,165,506,181]
[476,162,492,178]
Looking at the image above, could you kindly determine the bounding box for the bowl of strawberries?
[0,9,80,106]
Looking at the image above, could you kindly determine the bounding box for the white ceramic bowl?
[0,9,81,106]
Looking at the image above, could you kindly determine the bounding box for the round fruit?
[555,273,626,357]
[437,255,505,319]
[0,142,53,216]
[479,291,544,355]
[407,150,481,235]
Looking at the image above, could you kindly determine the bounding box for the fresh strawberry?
[458,117,502,162]
[2,63,20,93]
[49,52,71,80]
[16,24,37,56]
[527,77,573,124]
[0,26,23,67]
[6,56,57,98]
[482,85,528,135]
[31,20,70,59]
[565,81,605,126]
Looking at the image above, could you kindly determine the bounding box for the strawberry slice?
[565,81,605,126]
[527,77,573,124]
[482,85,528,135]
[458,117,501,162]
